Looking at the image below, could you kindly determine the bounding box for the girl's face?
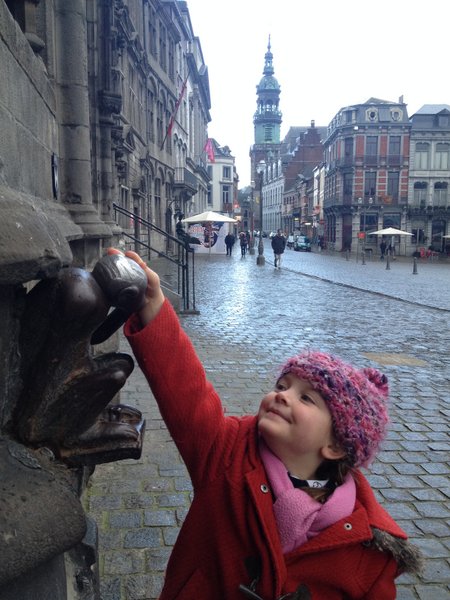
[257,373,345,479]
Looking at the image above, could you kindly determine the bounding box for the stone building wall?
[0,0,212,597]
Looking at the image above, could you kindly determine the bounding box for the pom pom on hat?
[279,351,389,468]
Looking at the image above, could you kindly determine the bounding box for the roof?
[411,104,450,116]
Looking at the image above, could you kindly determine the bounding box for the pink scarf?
[259,440,356,553]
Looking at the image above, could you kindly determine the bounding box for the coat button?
[260,484,269,493]
[344,522,352,531]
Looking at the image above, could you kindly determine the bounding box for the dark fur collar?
[370,527,424,574]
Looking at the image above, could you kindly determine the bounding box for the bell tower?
[250,36,282,180]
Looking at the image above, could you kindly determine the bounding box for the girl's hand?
[107,248,165,325]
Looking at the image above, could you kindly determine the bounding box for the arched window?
[434,182,448,205]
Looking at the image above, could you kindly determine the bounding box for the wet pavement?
[85,244,450,600]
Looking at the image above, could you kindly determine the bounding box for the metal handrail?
[112,203,196,313]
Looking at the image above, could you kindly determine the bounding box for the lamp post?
[248,194,255,255]
[256,160,266,266]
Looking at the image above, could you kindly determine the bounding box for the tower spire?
[253,37,282,146]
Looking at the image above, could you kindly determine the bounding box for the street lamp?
[256,160,266,266]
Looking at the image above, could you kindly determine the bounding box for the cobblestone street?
[85,246,450,600]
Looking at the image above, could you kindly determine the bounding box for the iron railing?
[113,203,197,313]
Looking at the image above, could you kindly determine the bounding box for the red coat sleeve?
[124,300,239,485]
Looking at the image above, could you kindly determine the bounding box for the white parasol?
[181,210,237,224]
[368,227,413,236]
[181,211,237,254]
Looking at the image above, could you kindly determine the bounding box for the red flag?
[161,74,188,149]
[204,138,215,163]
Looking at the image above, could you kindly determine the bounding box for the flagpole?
[160,72,189,150]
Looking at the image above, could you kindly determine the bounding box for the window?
[415,142,429,169]
[360,213,377,232]
[364,172,376,197]
[413,182,427,205]
[157,100,163,146]
[438,115,449,127]
[119,186,129,229]
[149,8,157,57]
[383,214,401,229]
[344,110,353,123]
[387,172,399,201]
[344,137,353,166]
[222,185,230,204]
[159,23,167,71]
[154,178,162,229]
[435,143,449,170]
[434,182,448,205]
[412,228,425,245]
[343,172,353,200]
[168,38,175,81]
[389,136,401,156]
[264,125,273,142]
[147,89,155,142]
[223,166,231,180]
[365,136,377,165]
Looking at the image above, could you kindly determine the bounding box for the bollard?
[362,250,366,265]
[413,257,418,275]
[386,254,391,270]
[346,249,350,261]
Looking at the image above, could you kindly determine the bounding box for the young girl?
[110,249,422,599]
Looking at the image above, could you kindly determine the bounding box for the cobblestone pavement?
[85,245,450,600]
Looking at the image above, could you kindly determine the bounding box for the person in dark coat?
[225,232,235,256]
[271,229,286,269]
[239,231,248,257]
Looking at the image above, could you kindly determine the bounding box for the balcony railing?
[333,155,405,169]
[324,195,408,210]
[173,167,198,194]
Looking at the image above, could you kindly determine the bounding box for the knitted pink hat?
[279,351,389,468]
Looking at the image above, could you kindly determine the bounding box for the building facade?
[408,105,450,253]
[206,140,238,216]
[322,97,410,253]
[0,1,213,597]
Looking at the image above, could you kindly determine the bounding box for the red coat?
[125,301,421,600]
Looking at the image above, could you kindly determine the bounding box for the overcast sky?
[186,0,448,188]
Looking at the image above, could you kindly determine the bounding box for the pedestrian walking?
[271,229,286,269]
[239,231,248,257]
[110,248,423,600]
[380,239,387,260]
[225,232,235,256]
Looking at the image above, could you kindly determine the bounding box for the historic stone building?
[281,122,327,236]
[321,99,450,255]
[322,97,412,253]
[0,1,212,597]
[206,139,238,215]
[408,104,450,253]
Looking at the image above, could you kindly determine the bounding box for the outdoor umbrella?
[181,210,237,224]
[368,227,413,236]
[181,211,237,254]
[368,227,412,257]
